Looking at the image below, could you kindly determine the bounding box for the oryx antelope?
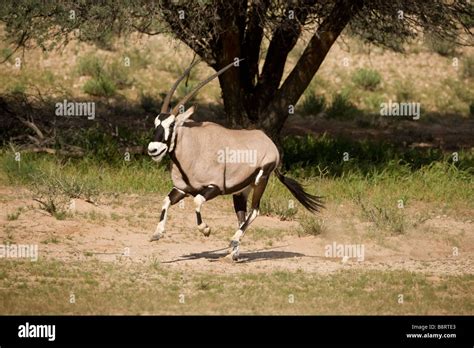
[148,59,323,261]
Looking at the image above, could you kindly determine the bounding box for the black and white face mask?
[148,113,176,162]
[147,106,196,162]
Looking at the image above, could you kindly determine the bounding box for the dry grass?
[0,259,472,315]
[0,32,471,117]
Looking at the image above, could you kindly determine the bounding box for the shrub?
[326,93,362,120]
[301,91,326,116]
[355,194,408,235]
[1,47,14,64]
[140,93,161,113]
[260,198,298,220]
[78,55,130,95]
[77,56,104,78]
[30,173,71,219]
[363,93,385,113]
[298,215,326,236]
[124,48,151,70]
[425,34,457,57]
[462,56,474,79]
[83,76,116,97]
[11,82,26,95]
[107,60,131,89]
[7,209,22,221]
[393,79,415,102]
[352,68,382,91]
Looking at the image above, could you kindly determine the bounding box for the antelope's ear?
[175,106,195,126]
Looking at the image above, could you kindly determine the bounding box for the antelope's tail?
[275,169,324,213]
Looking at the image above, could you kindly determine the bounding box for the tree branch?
[252,6,305,112]
[241,0,269,91]
[262,0,364,133]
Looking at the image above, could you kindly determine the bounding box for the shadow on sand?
[161,245,307,264]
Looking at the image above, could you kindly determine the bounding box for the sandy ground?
[1,186,473,276]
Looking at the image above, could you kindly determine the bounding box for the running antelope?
[147,59,323,261]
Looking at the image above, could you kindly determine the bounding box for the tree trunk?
[192,0,362,139]
[218,73,247,128]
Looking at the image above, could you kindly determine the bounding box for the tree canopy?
[1,0,473,137]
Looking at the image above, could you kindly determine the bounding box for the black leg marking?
[150,187,187,242]
[240,177,269,232]
[228,177,270,261]
[233,192,248,226]
[169,188,187,205]
[194,185,221,237]
[196,211,203,225]
[159,209,166,221]
[200,185,221,201]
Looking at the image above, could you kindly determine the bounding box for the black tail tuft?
[275,170,324,213]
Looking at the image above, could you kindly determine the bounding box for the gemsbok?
[148,59,323,261]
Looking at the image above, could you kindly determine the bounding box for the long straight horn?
[171,59,243,115]
[161,58,201,113]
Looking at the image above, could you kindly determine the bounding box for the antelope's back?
[172,121,279,192]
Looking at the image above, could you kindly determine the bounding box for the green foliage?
[83,76,116,97]
[362,93,384,113]
[77,55,131,96]
[0,149,171,195]
[326,94,362,120]
[77,56,103,77]
[29,172,72,218]
[425,34,457,57]
[355,193,409,234]
[301,90,326,116]
[260,196,298,220]
[393,79,415,102]
[281,134,474,178]
[124,48,151,70]
[107,60,131,89]
[176,81,199,103]
[1,47,14,63]
[462,56,474,79]
[7,208,22,221]
[140,93,161,113]
[298,215,326,236]
[352,68,382,91]
[10,82,26,95]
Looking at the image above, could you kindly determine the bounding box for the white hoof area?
[222,252,239,263]
[149,233,163,242]
[228,243,240,261]
[198,223,211,237]
[202,226,211,237]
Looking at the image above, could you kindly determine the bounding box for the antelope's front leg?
[150,188,186,242]
[194,185,221,237]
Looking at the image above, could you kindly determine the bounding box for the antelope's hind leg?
[150,188,187,241]
[228,174,269,261]
[232,189,249,228]
[194,185,221,237]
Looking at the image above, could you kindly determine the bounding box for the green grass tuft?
[326,94,362,120]
[83,76,116,97]
[301,90,326,116]
[352,68,382,91]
